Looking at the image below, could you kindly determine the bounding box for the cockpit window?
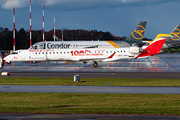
[11,52,18,55]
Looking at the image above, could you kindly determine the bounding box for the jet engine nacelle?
[129,47,140,54]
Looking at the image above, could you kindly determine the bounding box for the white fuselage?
[30,41,131,50]
[4,47,140,63]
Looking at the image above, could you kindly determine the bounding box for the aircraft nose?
[3,56,9,61]
[3,56,10,63]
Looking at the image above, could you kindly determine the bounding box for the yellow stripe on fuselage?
[147,41,152,44]
[106,41,119,48]
[154,34,172,41]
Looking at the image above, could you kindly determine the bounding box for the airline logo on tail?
[132,25,145,40]
[170,27,180,40]
[136,38,166,59]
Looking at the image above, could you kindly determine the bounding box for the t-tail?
[124,21,147,45]
[136,38,166,59]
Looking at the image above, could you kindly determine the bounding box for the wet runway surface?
[1,85,180,94]
[2,54,180,73]
[1,113,180,120]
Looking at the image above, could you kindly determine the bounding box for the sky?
[0,0,180,39]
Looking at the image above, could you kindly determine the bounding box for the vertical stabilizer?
[169,24,180,41]
[124,21,147,45]
[136,38,166,58]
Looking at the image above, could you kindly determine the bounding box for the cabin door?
[20,51,26,59]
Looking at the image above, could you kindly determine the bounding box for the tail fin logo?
[132,25,145,40]
[170,28,180,40]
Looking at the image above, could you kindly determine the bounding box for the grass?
[164,48,180,52]
[0,77,180,86]
[0,92,180,115]
[1,77,180,115]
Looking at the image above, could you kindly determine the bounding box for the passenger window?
[49,52,51,54]
[57,52,58,54]
[53,52,55,54]
[42,52,44,54]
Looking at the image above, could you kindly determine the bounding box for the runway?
[1,113,180,120]
[1,85,180,94]
[2,54,180,73]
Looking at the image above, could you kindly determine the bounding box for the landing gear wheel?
[93,62,98,68]
[11,64,15,67]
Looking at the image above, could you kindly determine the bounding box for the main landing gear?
[93,61,98,68]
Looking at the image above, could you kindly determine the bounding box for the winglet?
[108,52,116,59]
[136,38,166,59]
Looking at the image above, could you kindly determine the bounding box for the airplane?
[30,21,147,50]
[143,24,180,49]
[4,37,166,67]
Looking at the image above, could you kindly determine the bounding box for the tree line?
[0,27,151,50]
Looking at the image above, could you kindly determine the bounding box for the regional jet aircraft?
[4,38,166,67]
[30,21,147,50]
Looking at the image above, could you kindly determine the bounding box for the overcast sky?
[0,0,180,39]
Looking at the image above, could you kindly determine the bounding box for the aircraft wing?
[84,45,98,48]
[79,58,106,62]
[79,52,116,62]
[166,42,180,48]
